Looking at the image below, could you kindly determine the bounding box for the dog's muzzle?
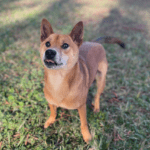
[44,49,63,69]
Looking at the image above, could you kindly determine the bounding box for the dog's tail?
[92,36,125,48]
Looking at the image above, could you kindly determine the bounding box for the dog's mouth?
[44,59,63,69]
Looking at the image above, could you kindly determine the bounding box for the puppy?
[40,19,115,143]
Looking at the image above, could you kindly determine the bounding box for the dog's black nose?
[45,49,56,59]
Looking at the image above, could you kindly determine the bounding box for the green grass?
[0,0,150,149]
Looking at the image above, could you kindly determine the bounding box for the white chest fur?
[48,73,64,92]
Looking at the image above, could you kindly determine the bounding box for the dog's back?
[79,42,107,86]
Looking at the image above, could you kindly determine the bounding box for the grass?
[0,0,150,149]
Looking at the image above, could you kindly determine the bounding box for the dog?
[40,18,124,143]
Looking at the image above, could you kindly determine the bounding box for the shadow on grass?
[0,0,19,13]
[0,0,84,53]
[95,8,148,42]
[120,0,150,9]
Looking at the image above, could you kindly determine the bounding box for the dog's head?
[40,19,83,70]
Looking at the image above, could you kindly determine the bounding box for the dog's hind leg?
[94,59,108,113]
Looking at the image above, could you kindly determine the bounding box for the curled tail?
[92,36,125,49]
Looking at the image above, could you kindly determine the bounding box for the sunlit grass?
[76,0,119,19]
[0,0,55,27]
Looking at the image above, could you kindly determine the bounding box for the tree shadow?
[95,8,148,40]
[0,0,20,13]
[0,0,84,53]
[120,0,150,9]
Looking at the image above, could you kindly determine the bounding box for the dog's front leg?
[44,104,57,128]
[78,103,92,143]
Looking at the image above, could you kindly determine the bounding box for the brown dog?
[40,19,116,143]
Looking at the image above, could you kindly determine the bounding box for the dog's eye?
[45,41,50,47]
[61,43,69,49]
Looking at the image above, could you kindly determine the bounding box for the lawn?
[0,0,150,149]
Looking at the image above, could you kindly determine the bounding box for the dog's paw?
[44,118,55,128]
[83,134,92,143]
[94,108,100,113]
[81,126,92,143]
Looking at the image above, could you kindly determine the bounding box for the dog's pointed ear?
[40,18,54,42]
[69,21,83,47]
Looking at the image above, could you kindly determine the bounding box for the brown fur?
[40,19,108,143]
